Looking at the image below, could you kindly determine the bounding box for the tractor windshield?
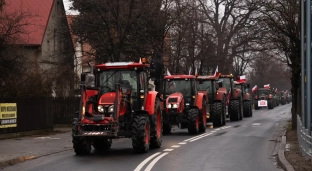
[218,78,232,92]
[257,90,268,97]
[197,80,213,94]
[164,79,194,97]
[99,70,138,95]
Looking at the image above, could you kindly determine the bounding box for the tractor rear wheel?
[72,137,91,155]
[243,101,251,117]
[211,102,223,127]
[132,115,150,153]
[93,138,112,151]
[229,100,240,121]
[187,109,199,135]
[199,100,207,133]
[150,98,162,148]
[268,99,274,109]
[254,101,260,110]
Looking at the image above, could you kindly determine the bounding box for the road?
[2,105,291,171]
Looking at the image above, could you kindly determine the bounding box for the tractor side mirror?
[247,83,250,88]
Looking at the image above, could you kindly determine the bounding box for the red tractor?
[196,75,227,127]
[162,74,208,135]
[218,74,243,121]
[234,78,252,117]
[72,59,163,154]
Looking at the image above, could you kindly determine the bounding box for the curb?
[277,131,295,171]
[0,149,73,169]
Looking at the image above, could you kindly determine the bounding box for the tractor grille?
[82,124,116,132]
[168,98,178,102]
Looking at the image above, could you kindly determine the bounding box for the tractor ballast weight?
[162,74,208,135]
[72,60,163,155]
[234,77,252,118]
[197,75,226,127]
[218,74,243,121]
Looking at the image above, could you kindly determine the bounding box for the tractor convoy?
[72,60,289,155]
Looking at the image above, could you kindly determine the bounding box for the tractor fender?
[218,87,227,95]
[198,90,209,103]
[232,88,242,99]
[244,93,251,100]
[195,92,205,110]
[214,91,225,101]
[145,91,161,115]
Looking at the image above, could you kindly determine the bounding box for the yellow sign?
[0,103,17,128]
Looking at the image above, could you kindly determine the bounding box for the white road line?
[189,133,212,142]
[134,152,161,171]
[171,145,180,148]
[178,142,187,144]
[185,132,213,142]
[215,128,220,131]
[252,123,261,126]
[144,153,169,171]
[163,149,174,151]
[210,130,216,133]
[183,132,211,142]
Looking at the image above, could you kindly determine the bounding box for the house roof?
[3,0,54,45]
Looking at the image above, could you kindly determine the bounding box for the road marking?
[163,149,174,152]
[178,142,187,144]
[144,152,169,171]
[171,145,180,148]
[189,133,212,142]
[34,137,60,140]
[183,132,211,142]
[252,123,261,126]
[210,130,216,133]
[134,152,161,171]
[185,132,213,142]
[215,128,220,131]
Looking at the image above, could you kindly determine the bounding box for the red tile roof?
[3,0,54,45]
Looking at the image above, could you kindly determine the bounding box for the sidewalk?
[0,127,72,169]
[0,126,297,170]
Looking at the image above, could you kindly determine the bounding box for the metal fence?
[297,115,312,159]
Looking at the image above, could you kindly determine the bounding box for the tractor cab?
[163,75,197,109]
[196,75,219,104]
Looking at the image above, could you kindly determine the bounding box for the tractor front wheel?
[132,115,150,153]
[72,137,91,155]
[199,100,207,133]
[187,109,199,135]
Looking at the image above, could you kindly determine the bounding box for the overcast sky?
[63,0,79,14]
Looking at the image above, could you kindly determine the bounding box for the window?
[164,79,192,97]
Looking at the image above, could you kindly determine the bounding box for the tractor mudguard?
[244,93,251,100]
[214,91,225,101]
[198,90,209,103]
[218,87,227,95]
[195,93,205,110]
[145,91,160,115]
[232,88,241,99]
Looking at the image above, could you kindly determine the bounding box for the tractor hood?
[166,92,183,104]
[99,92,116,105]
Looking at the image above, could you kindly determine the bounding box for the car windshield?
[218,78,232,91]
[99,70,137,95]
[197,80,212,94]
[165,79,192,96]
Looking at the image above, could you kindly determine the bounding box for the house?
[1,0,75,97]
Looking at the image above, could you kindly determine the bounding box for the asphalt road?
[2,104,291,171]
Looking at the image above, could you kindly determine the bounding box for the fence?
[297,115,312,159]
[0,97,80,134]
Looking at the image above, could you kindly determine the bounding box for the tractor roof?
[197,75,219,80]
[234,80,246,84]
[164,75,196,79]
[94,62,149,70]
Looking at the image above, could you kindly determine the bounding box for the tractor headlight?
[167,104,172,108]
[98,105,104,113]
[108,105,114,112]
[172,104,179,108]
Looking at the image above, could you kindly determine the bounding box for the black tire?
[254,101,260,110]
[222,102,226,126]
[187,109,199,135]
[268,99,273,109]
[150,98,162,148]
[199,100,207,133]
[92,138,112,151]
[132,115,150,153]
[211,102,223,127]
[229,100,240,121]
[243,101,251,117]
[239,99,243,120]
[72,137,91,155]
